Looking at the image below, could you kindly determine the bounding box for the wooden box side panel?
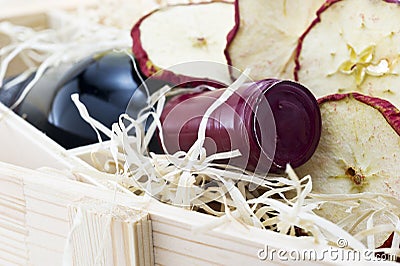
[0,173,29,265]
[0,162,356,266]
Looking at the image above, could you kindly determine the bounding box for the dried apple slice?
[131,1,235,86]
[295,0,400,108]
[225,0,324,80]
[296,93,400,246]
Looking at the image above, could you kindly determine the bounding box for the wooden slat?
[151,220,259,259]
[24,197,69,223]
[28,245,63,265]
[154,247,218,266]
[27,228,66,253]
[25,211,68,238]
[0,227,26,245]
[0,104,82,170]
[0,238,27,259]
[67,199,153,266]
[0,249,27,266]
[152,231,264,266]
[0,169,28,265]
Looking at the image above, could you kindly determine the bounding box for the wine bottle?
[0,51,168,149]
[160,79,321,173]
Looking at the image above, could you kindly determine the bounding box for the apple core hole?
[346,167,356,176]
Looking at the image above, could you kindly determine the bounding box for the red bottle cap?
[252,80,321,171]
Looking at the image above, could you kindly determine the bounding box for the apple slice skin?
[131,1,234,87]
[299,92,400,194]
[296,92,400,246]
[131,9,191,85]
[294,0,400,79]
[378,233,400,262]
[224,0,239,70]
[225,0,324,80]
[131,11,158,76]
[318,92,400,136]
[294,0,400,108]
[293,0,340,81]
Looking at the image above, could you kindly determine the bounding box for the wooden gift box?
[0,4,397,266]
[0,102,374,265]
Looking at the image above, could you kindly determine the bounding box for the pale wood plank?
[154,247,218,266]
[0,249,27,265]
[152,231,265,266]
[25,211,69,237]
